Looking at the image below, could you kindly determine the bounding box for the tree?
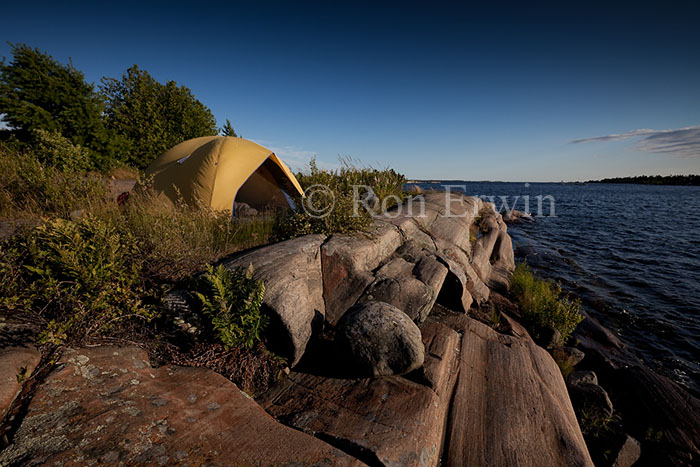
[0,43,119,169]
[100,65,218,168]
[220,119,238,137]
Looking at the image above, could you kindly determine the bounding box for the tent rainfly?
[144,136,304,212]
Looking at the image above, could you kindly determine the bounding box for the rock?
[569,381,614,420]
[0,346,41,418]
[568,370,598,386]
[436,238,490,304]
[538,325,563,349]
[553,346,586,368]
[501,209,533,224]
[335,301,425,377]
[0,346,358,466]
[612,435,641,467]
[222,234,326,366]
[434,253,474,312]
[262,320,460,467]
[321,222,403,324]
[487,229,516,292]
[406,184,423,194]
[360,275,436,323]
[443,317,593,467]
[413,253,449,298]
[425,193,480,254]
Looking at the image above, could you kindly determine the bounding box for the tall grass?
[510,262,583,343]
[276,157,406,238]
[0,142,106,219]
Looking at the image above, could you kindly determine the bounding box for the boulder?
[568,380,614,420]
[443,317,593,467]
[360,275,436,323]
[0,346,358,466]
[501,209,533,224]
[567,370,599,387]
[413,253,449,298]
[538,325,563,349]
[0,346,41,418]
[322,223,403,324]
[262,320,461,467]
[436,238,490,304]
[335,301,425,377]
[487,229,516,292]
[222,234,326,366]
[612,435,641,467]
[435,253,474,312]
[552,346,586,368]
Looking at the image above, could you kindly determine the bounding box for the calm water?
[416,181,700,394]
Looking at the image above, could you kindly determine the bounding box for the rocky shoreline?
[1,192,698,465]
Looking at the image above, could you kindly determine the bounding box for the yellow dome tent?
[144,136,304,212]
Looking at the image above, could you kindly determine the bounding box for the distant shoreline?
[406,175,700,186]
[587,174,700,186]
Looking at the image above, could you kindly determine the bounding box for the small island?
[588,175,700,186]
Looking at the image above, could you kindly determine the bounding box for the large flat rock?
[443,318,594,467]
[0,346,359,466]
[261,321,461,466]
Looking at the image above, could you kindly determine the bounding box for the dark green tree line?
[1,44,222,170]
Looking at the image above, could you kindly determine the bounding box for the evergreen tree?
[220,119,238,137]
[100,65,218,168]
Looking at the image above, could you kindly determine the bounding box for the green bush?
[510,262,584,343]
[0,217,154,344]
[32,129,93,171]
[276,157,406,238]
[0,142,106,218]
[193,264,268,349]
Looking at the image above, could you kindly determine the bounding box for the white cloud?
[571,125,700,158]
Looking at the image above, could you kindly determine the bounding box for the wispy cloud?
[571,125,700,158]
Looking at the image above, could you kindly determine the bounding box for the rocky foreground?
[0,193,697,465]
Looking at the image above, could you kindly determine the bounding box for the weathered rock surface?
[322,222,402,324]
[0,346,41,418]
[612,435,641,467]
[443,317,594,467]
[0,346,358,466]
[336,301,425,377]
[262,320,461,466]
[222,234,326,366]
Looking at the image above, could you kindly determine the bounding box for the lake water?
[415,181,700,395]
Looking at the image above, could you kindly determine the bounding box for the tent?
[144,136,304,212]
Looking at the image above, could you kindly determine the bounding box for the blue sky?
[2,1,699,181]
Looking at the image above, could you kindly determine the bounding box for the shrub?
[0,217,154,344]
[193,264,268,349]
[32,129,93,171]
[0,142,106,218]
[510,262,584,342]
[276,157,406,238]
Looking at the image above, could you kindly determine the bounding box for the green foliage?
[510,262,584,343]
[578,404,614,438]
[276,157,406,238]
[0,142,106,218]
[32,129,93,171]
[220,119,238,137]
[100,65,218,168]
[0,43,121,169]
[193,264,268,349]
[0,217,154,344]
